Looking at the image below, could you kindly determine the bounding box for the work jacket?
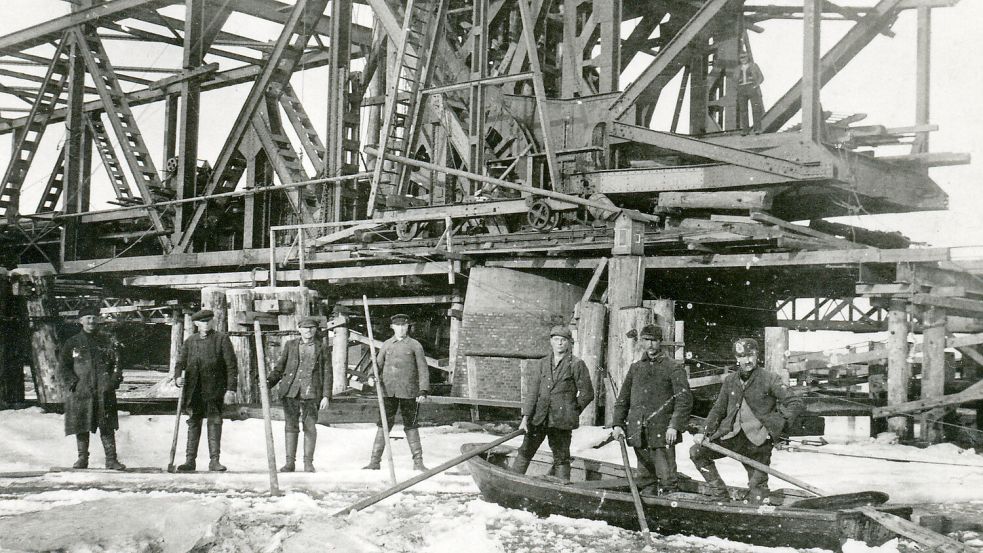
[58,330,123,435]
[268,338,332,401]
[376,336,430,398]
[612,352,692,449]
[703,366,803,442]
[522,352,595,430]
[174,330,238,402]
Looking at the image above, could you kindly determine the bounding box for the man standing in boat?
[511,325,595,481]
[690,338,803,503]
[611,324,692,494]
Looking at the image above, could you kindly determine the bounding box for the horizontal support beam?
[872,379,983,418]
[911,294,983,317]
[335,295,460,307]
[122,261,461,287]
[658,191,773,211]
[376,198,576,222]
[877,152,971,167]
[423,72,534,95]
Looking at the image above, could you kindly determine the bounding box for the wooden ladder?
[367,0,449,215]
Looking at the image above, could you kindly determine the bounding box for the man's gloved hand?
[416,391,429,404]
[611,426,625,441]
[223,390,237,404]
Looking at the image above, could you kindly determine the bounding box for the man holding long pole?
[690,338,802,503]
[362,314,431,472]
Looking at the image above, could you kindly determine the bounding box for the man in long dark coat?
[690,338,803,503]
[174,309,238,472]
[268,317,331,472]
[612,324,692,494]
[363,314,431,471]
[511,325,594,481]
[58,306,126,470]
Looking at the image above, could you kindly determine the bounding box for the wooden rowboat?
[463,444,911,551]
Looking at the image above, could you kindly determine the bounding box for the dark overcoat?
[522,352,595,430]
[612,352,693,449]
[703,366,804,441]
[376,336,430,399]
[58,330,123,435]
[268,338,332,400]
[174,330,238,403]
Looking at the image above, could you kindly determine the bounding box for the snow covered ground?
[1,408,982,552]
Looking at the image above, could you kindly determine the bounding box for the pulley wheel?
[527,199,558,232]
[395,221,421,241]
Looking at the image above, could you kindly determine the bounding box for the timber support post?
[605,254,645,425]
[887,299,911,437]
[577,301,607,426]
[201,286,228,334]
[765,327,790,384]
[11,268,63,405]
[168,307,184,379]
[0,268,25,405]
[919,305,946,443]
[227,288,258,403]
[331,308,349,396]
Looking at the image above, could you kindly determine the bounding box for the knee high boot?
[280,432,298,472]
[207,421,227,472]
[303,427,317,473]
[693,459,729,500]
[406,428,428,471]
[177,419,202,472]
[362,428,386,470]
[100,430,126,471]
[554,463,571,481]
[73,433,90,469]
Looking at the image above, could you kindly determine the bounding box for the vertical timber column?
[577,301,606,426]
[11,269,63,404]
[331,310,349,396]
[61,22,88,262]
[0,268,25,404]
[447,299,463,385]
[201,286,228,335]
[169,307,184,379]
[765,327,790,384]
[595,0,622,94]
[174,0,206,245]
[605,257,644,424]
[912,7,931,153]
[226,289,258,404]
[646,299,675,358]
[325,0,353,222]
[887,299,911,436]
[163,94,179,163]
[468,0,489,181]
[920,306,946,443]
[801,0,822,142]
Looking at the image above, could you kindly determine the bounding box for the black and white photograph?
[0,0,981,551]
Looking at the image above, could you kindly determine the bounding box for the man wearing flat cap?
[612,324,692,494]
[363,313,431,471]
[511,324,594,481]
[690,337,803,502]
[174,309,238,472]
[268,317,331,472]
[58,306,126,470]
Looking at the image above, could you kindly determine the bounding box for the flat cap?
[297,317,319,329]
[190,309,214,322]
[733,338,759,356]
[390,313,410,325]
[78,306,101,318]
[549,325,573,340]
[639,325,663,341]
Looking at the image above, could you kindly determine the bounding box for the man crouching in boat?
[511,325,595,481]
[611,324,692,494]
[690,338,803,503]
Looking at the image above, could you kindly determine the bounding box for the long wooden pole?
[253,321,280,497]
[166,384,185,473]
[333,430,524,517]
[363,295,397,486]
[616,436,652,543]
[699,439,827,496]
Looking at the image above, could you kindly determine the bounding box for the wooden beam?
[751,211,863,249]
[335,295,460,307]
[658,191,773,211]
[872,379,983,418]
[958,346,983,367]
[122,261,461,287]
[911,294,983,318]
[898,264,983,297]
[579,257,609,306]
[858,507,971,553]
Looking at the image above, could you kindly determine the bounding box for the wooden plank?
[856,283,917,296]
[123,261,460,287]
[872,379,983,418]
[911,294,983,317]
[957,346,983,367]
[425,395,522,408]
[898,264,983,297]
[858,507,971,553]
[579,258,609,306]
[751,211,862,249]
[659,191,773,211]
[335,295,460,307]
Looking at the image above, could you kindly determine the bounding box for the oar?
[166,383,186,473]
[616,435,652,544]
[253,320,280,497]
[699,438,826,496]
[333,429,525,517]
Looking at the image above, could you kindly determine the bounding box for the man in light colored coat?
[511,325,594,481]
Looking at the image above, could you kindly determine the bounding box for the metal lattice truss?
[57,295,179,323]
[0,0,968,279]
[777,296,888,332]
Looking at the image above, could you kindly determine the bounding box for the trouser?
[634,444,676,487]
[516,423,572,468]
[377,397,420,430]
[185,390,224,460]
[690,432,773,493]
[283,397,319,434]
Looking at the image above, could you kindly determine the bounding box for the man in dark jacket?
[174,309,238,472]
[690,338,803,502]
[58,306,126,470]
[612,325,692,493]
[363,314,431,471]
[511,325,595,481]
[268,317,331,472]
